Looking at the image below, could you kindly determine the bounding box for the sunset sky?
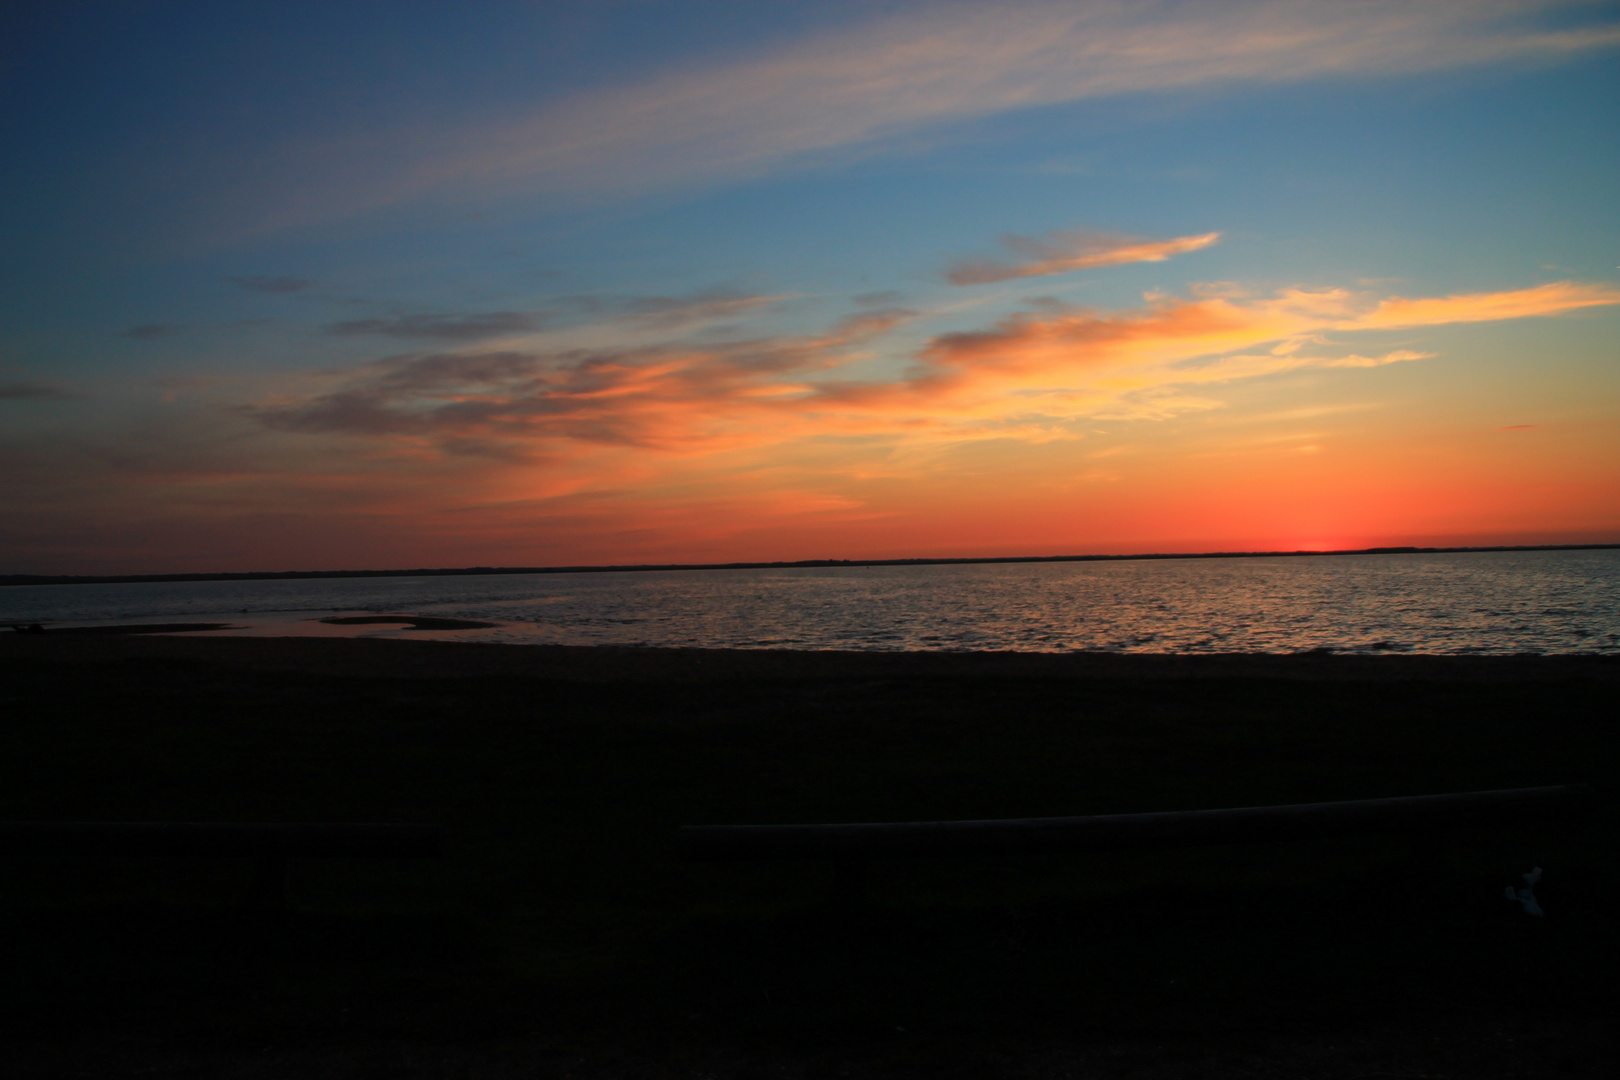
[3,0,1619,574]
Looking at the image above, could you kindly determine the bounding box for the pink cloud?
[946,230,1221,285]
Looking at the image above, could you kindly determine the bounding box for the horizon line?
[4,542,1618,589]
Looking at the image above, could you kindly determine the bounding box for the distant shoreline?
[2,541,1617,588]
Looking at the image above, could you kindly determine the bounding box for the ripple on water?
[3,549,1618,655]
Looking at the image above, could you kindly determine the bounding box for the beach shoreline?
[5,631,1619,683]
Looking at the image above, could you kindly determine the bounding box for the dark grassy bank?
[1,638,1616,1077]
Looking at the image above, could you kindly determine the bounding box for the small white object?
[1505,866,1543,917]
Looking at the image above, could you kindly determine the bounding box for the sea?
[3,548,1619,655]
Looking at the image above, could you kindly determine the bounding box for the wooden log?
[679,785,1594,863]
[0,821,445,859]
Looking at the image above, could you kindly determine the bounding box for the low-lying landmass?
[2,636,1615,1077]
[4,541,1616,588]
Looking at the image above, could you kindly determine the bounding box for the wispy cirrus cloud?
[1360,281,1620,326]
[946,230,1221,285]
[1319,350,1434,368]
[235,1,1620,233]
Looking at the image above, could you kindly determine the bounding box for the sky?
[2,0,1618,574]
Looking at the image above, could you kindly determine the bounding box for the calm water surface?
[3,549,1618,654]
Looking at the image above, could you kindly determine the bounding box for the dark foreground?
[1,636,1616,1077]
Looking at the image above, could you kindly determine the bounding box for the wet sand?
[4,630,1618,682]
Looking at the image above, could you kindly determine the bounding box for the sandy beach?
[3,633,1616,1076]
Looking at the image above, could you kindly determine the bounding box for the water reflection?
[3,549,1617,655]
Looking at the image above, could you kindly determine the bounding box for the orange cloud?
[946,230,1221,285]
[247,309,917,457]
[884,281,1617,417]
[245,280,1620,466]
[1360,281,1620,327]
[1320,350,1434,367]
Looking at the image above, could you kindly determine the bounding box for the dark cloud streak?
[560,288,783,329]
[245,309,914,453]
[325,312,547,341]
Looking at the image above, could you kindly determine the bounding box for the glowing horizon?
[2,1,1618,575]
